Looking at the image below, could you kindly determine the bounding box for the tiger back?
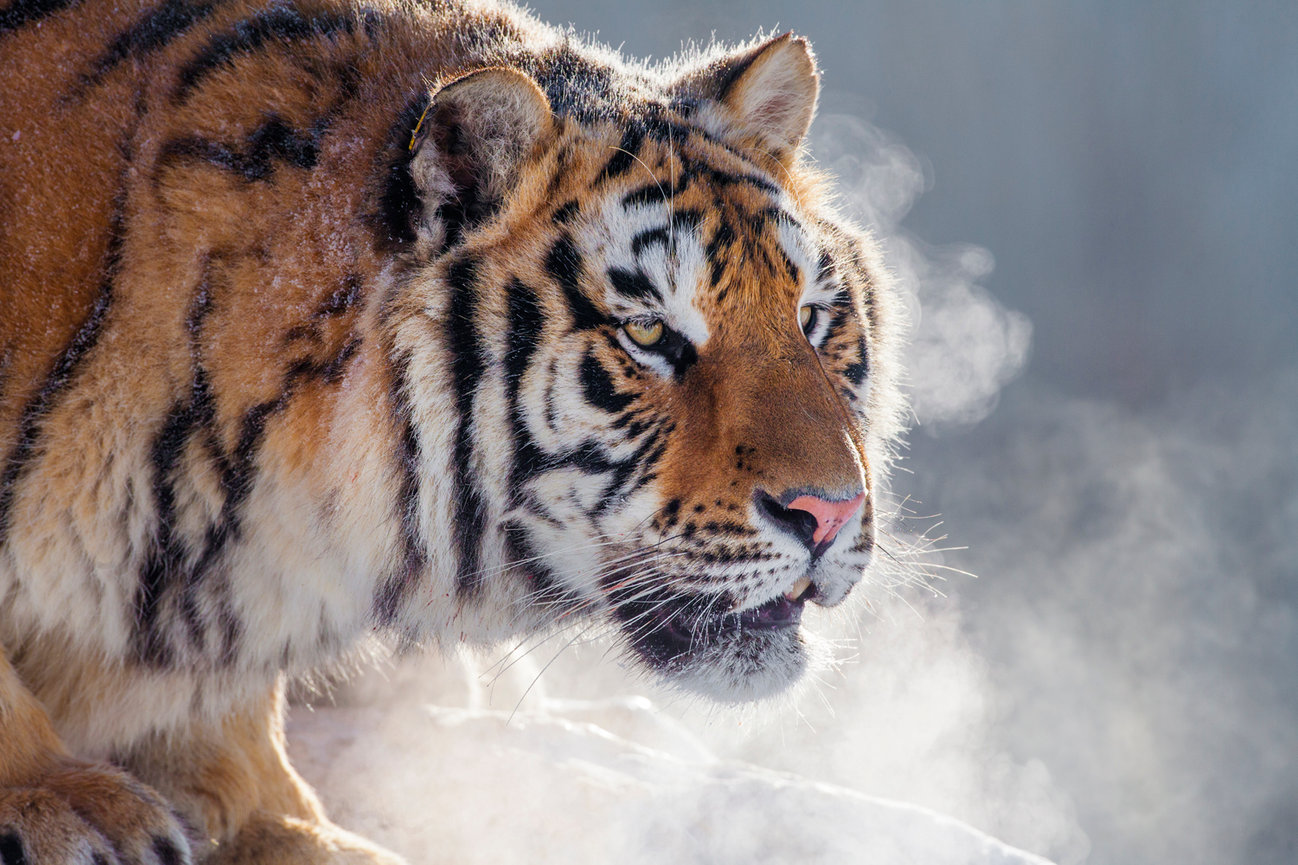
[0,1,904,862]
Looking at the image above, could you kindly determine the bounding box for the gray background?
[525,2,1298,864]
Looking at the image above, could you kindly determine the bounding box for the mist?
[288,3,1298,864]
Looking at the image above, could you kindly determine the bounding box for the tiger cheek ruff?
[0,0,905,861]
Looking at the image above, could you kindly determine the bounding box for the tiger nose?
[755,489,867,555]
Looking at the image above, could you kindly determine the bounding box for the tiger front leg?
[119,681,405,865]
[0,650,193,865]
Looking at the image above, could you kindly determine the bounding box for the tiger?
[0,0,906,861]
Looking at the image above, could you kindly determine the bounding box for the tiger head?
[387,35,903,701]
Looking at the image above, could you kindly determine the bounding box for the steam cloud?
[810,114,1032,429]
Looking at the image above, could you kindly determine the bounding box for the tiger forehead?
[547,130,818,312]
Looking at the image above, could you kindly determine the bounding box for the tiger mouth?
[613,576,818,666]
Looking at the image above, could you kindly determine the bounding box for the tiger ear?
[677,33,819,161]
[410,67,553,234]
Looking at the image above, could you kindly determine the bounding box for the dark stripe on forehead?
[622,182,669,208]
[546,234,605,330]
[817,250,837,281]
[552,200,579,225]
[172,6,368,104]
[702,166,779,195]
[704,220,735,288]
[608,266,661,303]
[445,256,490,597]
[630,226,669,258]
[0,0,81,35]
[763,205,803,231]
[598,125,644,182]
[74,0,223,96]
[630,209,701,258]
[672,208,703,231]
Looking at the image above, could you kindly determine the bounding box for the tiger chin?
[0,0,904,861]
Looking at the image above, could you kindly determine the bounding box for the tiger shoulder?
[0,0,906,861]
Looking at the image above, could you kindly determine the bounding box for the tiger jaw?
[603,556,861,702]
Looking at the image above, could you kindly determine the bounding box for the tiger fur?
[0,0,906,861]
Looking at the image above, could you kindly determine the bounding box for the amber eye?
[624,319,665,347]
[799,304,817,333]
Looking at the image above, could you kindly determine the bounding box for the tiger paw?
[0,762,192,865]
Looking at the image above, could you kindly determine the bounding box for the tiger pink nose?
[787,492,867,547]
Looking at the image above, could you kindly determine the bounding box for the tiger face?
[391,37,898,701]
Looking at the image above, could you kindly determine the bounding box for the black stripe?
[552,440,617,476]
[372,351,425,624]
[607,266,661,303]
[580,349,633,414]
[0,196,122,546]
[598,125,643,181]
[545,234,605,330]
[630,226,669,258]
[134,264,218,666]
[628,210,703,258]
[593,425,666,516]
[151,837,183,865]
[817,250,837,281]
[374,93,429,250]
[505,279,548,491]
[0,0,80,36]
[158,115,320,182]
[705,220,735,288]
[552,200,579,225]
[502,520,579,610]
[74,0,222,95]
[704,166,779,194]
[621,183,667,208]
[135,400,204,665]
[843,335,869,386]
[0,833,28,865]
[168,390,286,617]
[446,257,490,597]
[173,6,361,103]
[672,208,703,232]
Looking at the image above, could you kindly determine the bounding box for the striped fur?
[0,0,905,860]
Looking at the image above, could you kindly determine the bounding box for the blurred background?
[513,2,1298,864]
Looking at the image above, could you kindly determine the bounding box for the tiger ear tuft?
[678,34,819,161]
[410,67,553,236]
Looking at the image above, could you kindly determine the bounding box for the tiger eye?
[799,305,815,331]
[624,319,665,347]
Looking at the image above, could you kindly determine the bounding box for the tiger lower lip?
[739,594,804,630]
